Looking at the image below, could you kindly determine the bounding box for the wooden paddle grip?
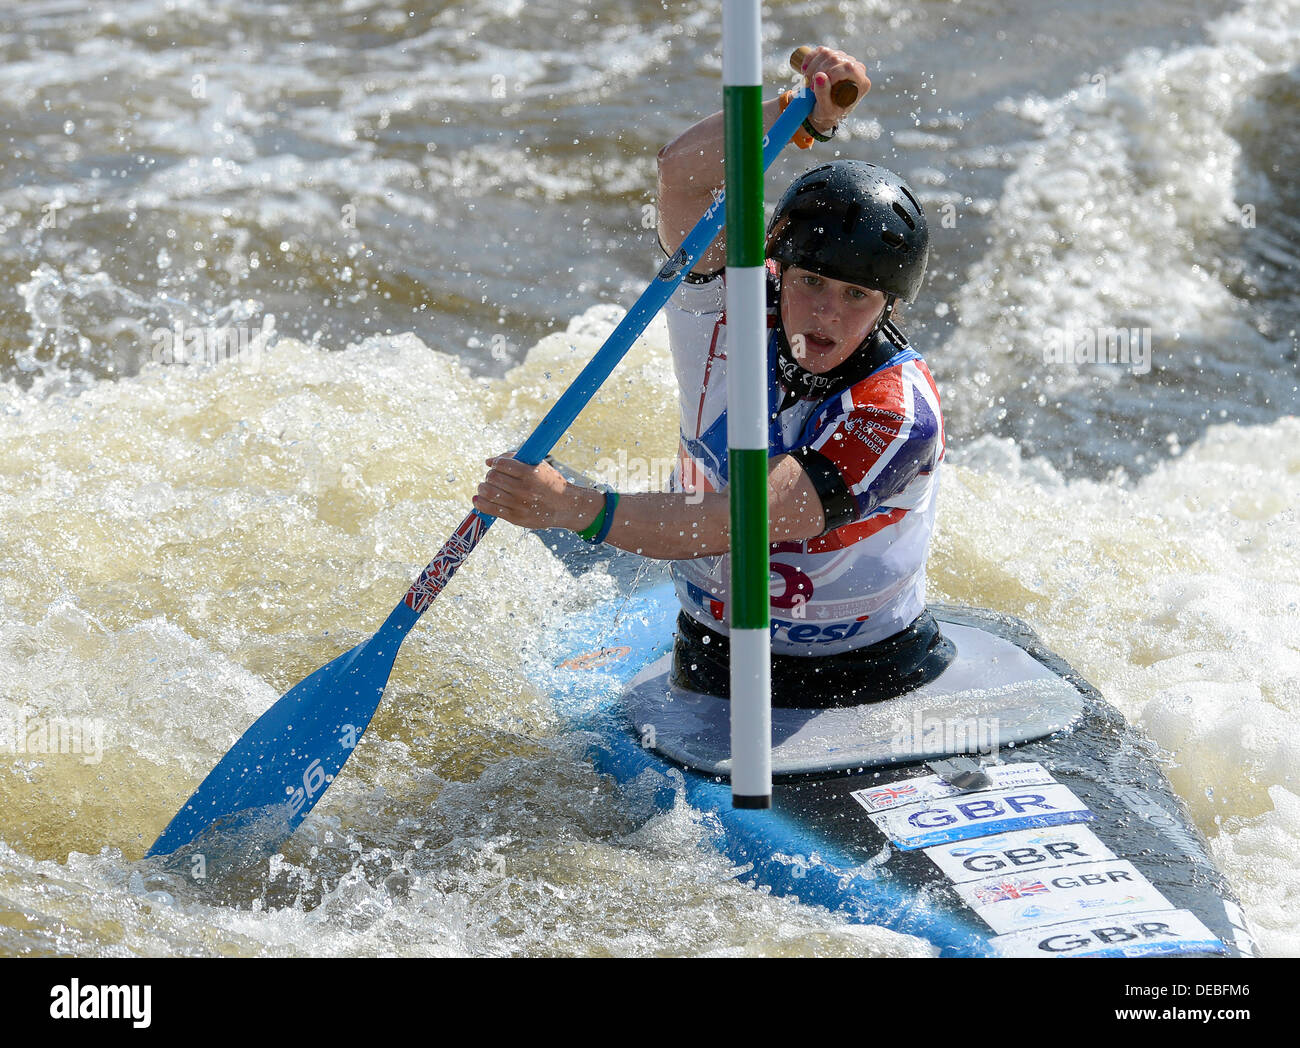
[789,46,860,108]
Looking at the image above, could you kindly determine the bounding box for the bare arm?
[655,97,789,277]
[656,46,870,276]
[474,454,826,560]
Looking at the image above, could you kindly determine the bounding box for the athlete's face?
[779,266,887,374]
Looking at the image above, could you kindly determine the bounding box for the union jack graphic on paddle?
[974,879,1050,905]
[404,511,488,614]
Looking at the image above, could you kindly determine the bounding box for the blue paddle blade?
[146,602,417,859]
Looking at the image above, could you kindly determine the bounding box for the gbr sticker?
[867,782,1094,850]
[850,762,1056,814]
[955,859,1172,935]
[989,909,1227,958]
[925,825,1118,884]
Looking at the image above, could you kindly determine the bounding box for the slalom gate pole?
[723,0,772,809]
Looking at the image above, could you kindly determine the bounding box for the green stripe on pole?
[728,447,769,629]
[723,84,765,268]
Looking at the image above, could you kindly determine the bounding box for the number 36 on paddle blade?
[145,509,486,860]
[145,604,414,858]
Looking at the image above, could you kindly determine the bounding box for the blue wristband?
[592,491,620,545]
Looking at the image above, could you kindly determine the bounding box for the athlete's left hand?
[798,46,870,136]
[474,454,598,532]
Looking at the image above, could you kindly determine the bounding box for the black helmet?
[766,160,929,303]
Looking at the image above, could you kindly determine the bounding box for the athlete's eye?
[847,287,869,301]
[801,274,822,287]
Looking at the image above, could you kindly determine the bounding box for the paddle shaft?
[399,79,829,619]
[146,55,854,859]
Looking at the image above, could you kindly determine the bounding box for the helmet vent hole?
[843,203,861,234]
[881,229,906,249]
[891,202,916,230]
[899,185,922,214]
[797,179,830,196]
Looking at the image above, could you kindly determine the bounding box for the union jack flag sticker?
[862,784,918,808]
[974,879,1050,905]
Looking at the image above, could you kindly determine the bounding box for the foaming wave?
[940,0,1300,475]
[0,305,930,955]
[3,302,1294,953]
[1209,785,1300,957]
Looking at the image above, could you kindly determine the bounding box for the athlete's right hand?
[474,454,603,532]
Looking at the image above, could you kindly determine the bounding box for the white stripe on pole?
[721,2,762,85]
[724,268,768,450]
[729,631,771,799]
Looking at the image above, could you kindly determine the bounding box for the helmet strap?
[873,294,897,335]
[844,292,898,357]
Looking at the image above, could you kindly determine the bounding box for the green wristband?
[801,116,836,142]
[575,498,607,542]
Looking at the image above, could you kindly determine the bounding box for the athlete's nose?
[809,297,841,331]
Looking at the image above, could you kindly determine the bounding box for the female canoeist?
[475,46,950,707]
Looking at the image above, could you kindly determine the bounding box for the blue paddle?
[145,86,825,861]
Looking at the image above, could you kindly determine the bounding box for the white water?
[1,300,1296,955]
[1,0,1297,956]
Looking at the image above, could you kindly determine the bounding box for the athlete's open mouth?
[803,331,836,352]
